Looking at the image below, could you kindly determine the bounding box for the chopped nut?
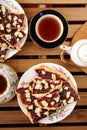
[46,94,52,98]
[8,15,12,20]
[28,105,33,110]
[6,23,11,28]
[29,85,32,91]
[35,84,42,90]
[23,83,29,88]
[26,98,31,102]
[17,25,21,28]
[59,87,63,92]
[1,54,5,58]
[1,6,6,15]
[54,80,60,84]
[63,99,67,106]
[64,86,69,90]
[0,24,4,30]
[52,73,56,80]
[50,84,55,89]
[41,70,46,75]
[18,19,22,23]
[44,111,49,116]
[5,34,11,41]
[25,92,30,98]
[50,101,55,105]
[15,31,23,38]
[68,97,74,104]
[54,97,59,102]
[25,89,29,93]
[13,16,18,21]
[66,91,71,99]
[7,28,11,33]
[13,20,17,26]
[35,107,42,117]
[41,100,48,107]
[1,43,8,51]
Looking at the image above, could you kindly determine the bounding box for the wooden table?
[0,0,87,130]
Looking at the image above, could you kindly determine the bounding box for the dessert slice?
[0,38,9,62]
[27,105,56,124]
[0,4,9,22]
[31,78,62,98]
[34,90,63,110]
[59,80,80,106]
[35,65,68,81]
[3,12,25,29]
[0,23,5,35]
[1,34,20,50]
[16,81,35,107]
[1,29,26,50]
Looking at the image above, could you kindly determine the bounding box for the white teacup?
[35,14,64,43]
[60,39,87,67]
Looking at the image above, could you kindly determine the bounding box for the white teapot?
[60,39,87,67]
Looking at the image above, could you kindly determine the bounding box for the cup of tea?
[0,63,18,104]
[29,10,68,48]
[0,73,10,98]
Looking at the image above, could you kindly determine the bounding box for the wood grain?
[0,127,87,130]
[17,0,87,4]
[0,0,87,129]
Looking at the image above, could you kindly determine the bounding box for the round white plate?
[17,63,77,124]
[0,63,18,103]
[0,0,28,60]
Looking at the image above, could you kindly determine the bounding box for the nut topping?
[41,100,48,107]
[35,108,42,117]
[66,91,71,99]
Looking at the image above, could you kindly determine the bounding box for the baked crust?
[35,65,68,80]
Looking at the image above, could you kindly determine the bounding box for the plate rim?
[17,62,77,124]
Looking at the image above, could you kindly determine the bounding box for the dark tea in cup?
[35,14,63,42]
[0,74,10,97]
[0,75,7,95]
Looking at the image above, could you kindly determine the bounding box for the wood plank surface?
[0,109,87,124]
[0,0,87,129]
[23,7,87,21]
[0,127,87,130]
[17,0,87,4]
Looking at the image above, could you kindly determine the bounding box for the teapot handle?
[60,50,76,66]
[60,45,72,54]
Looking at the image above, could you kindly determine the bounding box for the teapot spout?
[60,45,72,54]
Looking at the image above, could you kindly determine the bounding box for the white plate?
[0,0,28,60]
[0,63,18,103]
[17,63,77,124]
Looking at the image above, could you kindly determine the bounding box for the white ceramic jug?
[60,39,87,67]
